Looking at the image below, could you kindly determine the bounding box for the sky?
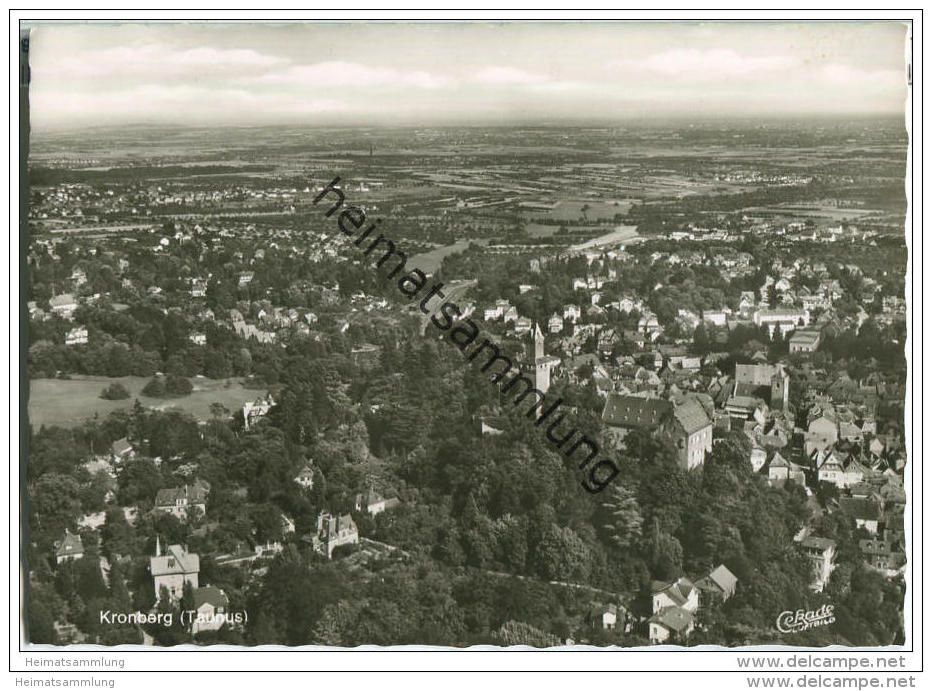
[26,21,910,129]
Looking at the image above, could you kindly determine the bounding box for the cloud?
[26,23,908,127]
[820,63,904,86]
[612,49,799,80]
[254,61,451,89]
[34,43,289,83]
[471,66,549,85]
[30,83,346,126]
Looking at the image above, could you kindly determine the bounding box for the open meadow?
[27,375,265,429]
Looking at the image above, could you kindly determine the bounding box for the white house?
[484,304,504,321]
[703,310,728,327]
[294,463,315,489]
[652,577,699,614]
[65,327,88,345]
[789,330,821,353]
[753,307,811,338]
[151,541,200,600]
[49,294,78,319]
[749,445,767,473]
[355,489,400,516]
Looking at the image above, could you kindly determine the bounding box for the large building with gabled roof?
[669,397,713,470]
[602,394,672,436]
[601,393,712,470]
[310,512,359,559]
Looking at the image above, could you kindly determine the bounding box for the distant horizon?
[28,113,909,137]
[26,22,909,129]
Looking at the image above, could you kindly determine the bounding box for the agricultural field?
[523,223,611,238]
[741,204,886,222]
[546,199,633,222]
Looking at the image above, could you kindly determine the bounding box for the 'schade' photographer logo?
[776,604,836,633]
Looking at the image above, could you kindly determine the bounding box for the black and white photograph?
[10,9,924,687]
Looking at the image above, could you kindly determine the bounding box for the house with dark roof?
[815,452,866,489]
[859,538,906,576]
[838,420,863,443]
[725,395,766,423]
[191,585,231,635]
[839,497,884,535]
[695,564,738,603]
[587,602,628,631]
[602,394,712,470]
[879,483,907,508]
[154,482,209,519]
[789,329,821,353]
[55,529,84,565]
[734,363,789,410]
[602,394,672,444]
[651,577,699,614]
[648,606,695,645]
[111,437,135,462]
[850,483,884,503]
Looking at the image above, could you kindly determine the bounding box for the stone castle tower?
[770,364,789,411]
[533,323,555,394]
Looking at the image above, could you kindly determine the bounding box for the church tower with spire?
[533,323,558,394]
